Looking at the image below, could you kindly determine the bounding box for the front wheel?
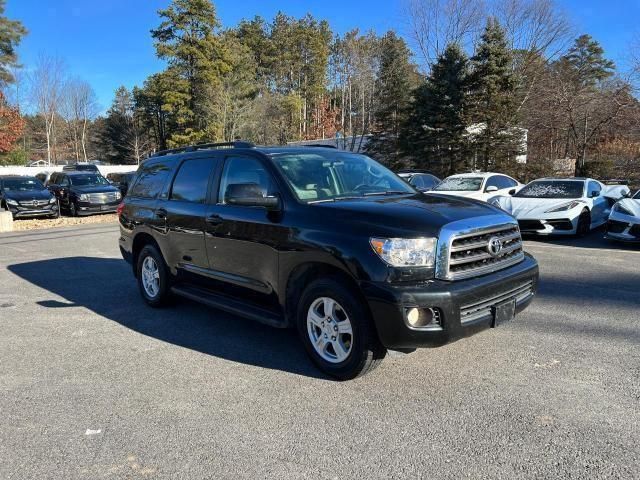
[69,201,78,217]
[136,245,171,307]
[576,209,591,237]
[297,278,386,380]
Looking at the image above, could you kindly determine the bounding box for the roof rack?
[151,141,255,158]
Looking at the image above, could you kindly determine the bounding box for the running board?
[170,284,286,328]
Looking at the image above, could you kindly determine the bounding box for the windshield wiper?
[363,190,410,196]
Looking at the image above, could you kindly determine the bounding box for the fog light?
[405,307,441,329]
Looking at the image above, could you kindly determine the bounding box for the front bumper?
[362,254,539,349]
[8,203,59,218]
[605,218,640,242]
[517,217,577,235]
[75,200,120,215]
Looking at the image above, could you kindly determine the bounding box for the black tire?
[576,209,591,237]
[297,277,386,380]
[50,201,60,219]
[136,244,171,307]
[69,201,78,217]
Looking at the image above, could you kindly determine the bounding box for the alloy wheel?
[306,297,354,364]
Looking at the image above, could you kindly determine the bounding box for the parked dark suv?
[0,175,59,219]
[119,142,538,379]
[48,171,122,216]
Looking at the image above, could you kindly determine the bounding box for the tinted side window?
[218,156,275,204]
[170,159,216,203]
[485,176,501,190]
[588,181,601,195]
[129,162,171,199]
[411,176,425,188]
[60,176,70,187]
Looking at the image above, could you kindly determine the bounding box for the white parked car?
[605,190,640,242]
[492,178,630,236]
[432,172,522,202]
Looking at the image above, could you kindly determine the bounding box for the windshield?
[433,176,483,192]
[69,174,110,187]
[271,152,415,203]
[2,178,46,191]
[515,180,584,199]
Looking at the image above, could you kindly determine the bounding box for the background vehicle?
[35,171,54,186]
[47,171,121,216]
[107,171,137,197]
[492,178,629,236]
[432,172,521,202]
[606,190,640,242]
[0,175,59,219]
[397,170,440,192]
[62,163,100,173]
[119,141,538,380]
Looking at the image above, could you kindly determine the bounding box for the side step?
[170,284,286,328]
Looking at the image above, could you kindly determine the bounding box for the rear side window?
[170,159,216,203]
[129,162,171,199]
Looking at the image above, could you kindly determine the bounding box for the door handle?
[206,214,224,226]
[155,208,167,219]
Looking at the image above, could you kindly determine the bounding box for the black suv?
[48,171,122,216]
[119,142,538,379]
[0,175,59,219]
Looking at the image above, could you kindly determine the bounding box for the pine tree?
[469,18,523,172]
[0,0,26,86]
[366,31,419,167]
[151,0,229,146]
[402,43,470,176]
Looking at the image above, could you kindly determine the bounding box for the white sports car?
[605,190,640,242]
[431,172,522,202]
[491,178,630,236]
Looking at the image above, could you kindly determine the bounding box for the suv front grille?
[19,199,50,207]
[85,192,119,204]
[445,225,524,280]
[460,281,534,324]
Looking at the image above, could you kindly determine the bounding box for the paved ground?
[0,223,638,479]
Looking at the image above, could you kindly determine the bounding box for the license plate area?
[492,298,516,327]
[100,205,112,211]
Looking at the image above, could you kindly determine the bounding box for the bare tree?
[29,55,65,164]
[403,0,485,69]
[61,78,98,161]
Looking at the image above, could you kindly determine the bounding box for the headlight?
[116,191,122,200]
[5,198,18,206]
[79,194,89,201]
[614,203,634,216]
[545,200,582,213]
[49,197,57,204]
[370,237,437,267]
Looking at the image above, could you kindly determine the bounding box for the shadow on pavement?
[9,256,327,380]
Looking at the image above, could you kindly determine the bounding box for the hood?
[495,196,584,218]
[314,193,506,236]
[603,185,630,200]
[71,185,120,194]
[614,198,640,218]
[3,189,53,201]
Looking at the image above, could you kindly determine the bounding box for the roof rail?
[151,141,255,158]
[302,144,337,149]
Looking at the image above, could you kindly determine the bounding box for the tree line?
[1,0,639,183]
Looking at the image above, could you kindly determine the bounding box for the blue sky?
[6,0,639,111]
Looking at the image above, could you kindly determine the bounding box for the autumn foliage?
[0,91,24,153]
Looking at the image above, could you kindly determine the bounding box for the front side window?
[219,156,275,204]
[129,162,171,199]
[588,181,602,196]
[272,152,414,203]
[515,180,584,199]
[69,174,110,187]
[434,176,483,192]
[170,159,216,203]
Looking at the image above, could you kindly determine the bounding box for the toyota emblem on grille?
[487,236,503,257]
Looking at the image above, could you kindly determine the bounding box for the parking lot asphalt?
[0,222,638,479]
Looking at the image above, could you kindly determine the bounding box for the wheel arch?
[131,232,162,277]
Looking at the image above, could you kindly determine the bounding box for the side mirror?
[590,191,600,198]
[508,189,516,196]
[485,185,499,193]
[225,183,281,211]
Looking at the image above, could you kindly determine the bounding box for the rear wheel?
[576,209,591,237]
[297,278,386,380]
[136,244,171,307]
